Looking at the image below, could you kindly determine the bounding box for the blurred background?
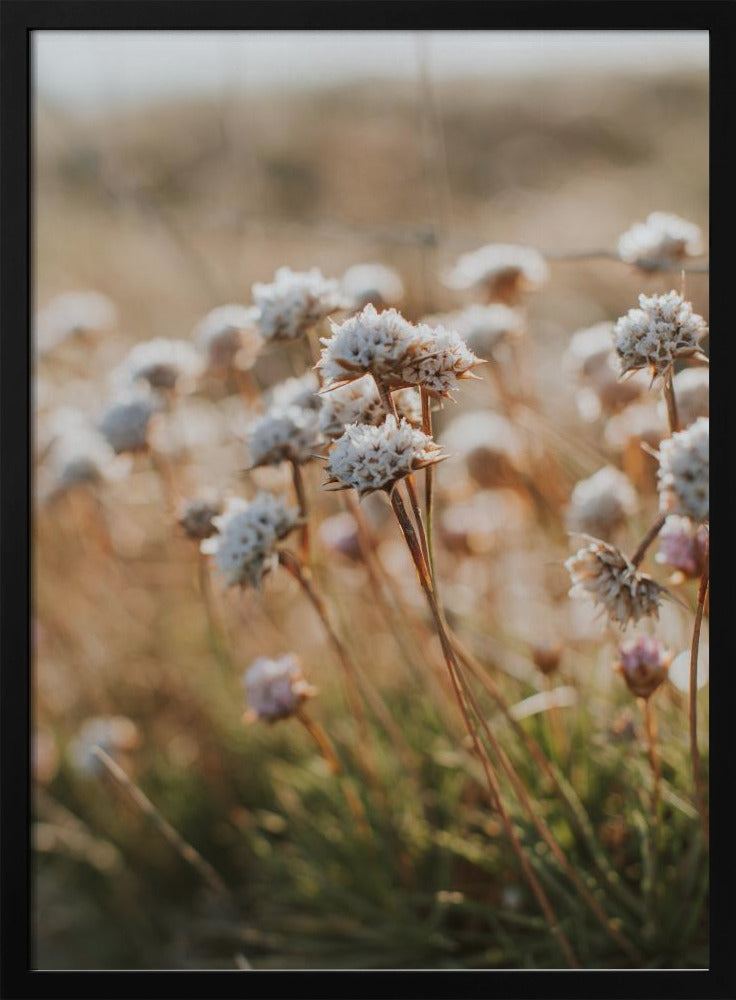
[33,30,709,970]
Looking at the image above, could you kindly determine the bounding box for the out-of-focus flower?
[614,636,672,699]
[268,372,321,412]
[33,730,59,784]
[604,401,663,493]
[252,267,343,341]
[323,415,445,498]
[243,654,316,723]
[69,716,140,776]
[318,511,368,561]
[565,538,666,628]
[192,304,263,372]
[318,375,421,439]
[656,515,708,580]
[448,303,525,359]
[617,212,703,269]
[532,642,563,677]
[97,392,161,455]
[341,263,404,310]
[564,322,645,418]
[439,489,529,555]
[441,411,526,489]
[178,494,223,541]
[47,421,122,492]
[613,292,708,378]
[443,244,549,303]
[118,338,204,393]
[566,466,638,540]
[201,493,298,589]
[36,291,117,355]
[657,417,709,523]
[664,367,709,428]
[248,406,323,468]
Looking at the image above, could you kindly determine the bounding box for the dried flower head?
[252,267,343,341]
[69,716,140,776]
[567,466,638,540]
[201,493,299,589]
[248,406,323,468]
[97,393,160,454]
[178,495,223,541]
[400,323,483,399]
[119,338,204,392]
[613,291,708,378]
[532,642,563,677]
[443,244,549,303]
[656,515,709,579]
[318,375,420,439]
[36,291,117,354]
[615,636,672,699]
[441,411,526,488]
[617,212,703,269]
[666,367,709,428]
[341,263,405,310]
[192,304,263,372]
[317,304,421,389]
[323,415,445,497]
[565,538,666,627]
[657,416,709,523]
[243,654,317,723]
[268,372,321,412]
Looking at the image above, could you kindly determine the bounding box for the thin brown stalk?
[630,513,667,568]
[421,388,438,586]
[197,548,231,668]
[290,461,312,566]
[690,548,710,848]
[662,365,680,435]
[643,697,661,821]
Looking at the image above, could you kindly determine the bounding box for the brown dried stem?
[690,546,710,849]
[630,513,667,569]
[662,365,680,435]
[290,460,311,566]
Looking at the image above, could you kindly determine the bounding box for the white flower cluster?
[36,291,117,354]
[324,415,445,497]
[201,493,299,589]
[178,495,223,541]
[401,323,482,398]
[657,416,709,523]
[119,338,204,392]
[443,243,549,301]
[566,466,638,539]
[243,654,316,723]
[615,636,671,699]
[656,515,708,579]
[566,538,665,627]
[47,417,121,491]
[341,263,404,310]
[252,267,343,341]
[248,405,323,468]
[613,291,708,377]
[192,304,263,372]
[97,393,160,454]
[268,372,321,412]
[318,376,421,439]
[617,212,703,268]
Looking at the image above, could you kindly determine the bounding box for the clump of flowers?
[565,538,666,627]
[192,304,263,373]
[401,323,483,398]
[612,291,708,378]
[443,244,549,303]
[657,416,709,523]
[614,636,672,699]
[318,376,421,439]
[36,290,117,354]
[247,406,323,468]
[97,393,161,455]
[656,515,709,580]
[201,493,299,589]
[323,415,445,498]
[341,263,404,311]
[617,212,703,269]
[118,338,204,393]
[252,267,343,341]
[243,654,317,723]
[566,466,638,540]
[178,495,223,541]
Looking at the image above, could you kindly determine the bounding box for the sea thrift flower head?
[317,304,421,389]
[252,267,343,341]
[268,372,321,412]
[243,654,316,724]
[69,716,140,776]
[443,244,549,303]
[615,636,672,699]
[612,291,708,378]
[97,392,161,455]
[120,338,204,392]
[400,323,483,399]
[441,411,526,488]
[201,493,299,589]
[48,423,120,491]
[192,304,263,372]
[532,642,563,677]
[657,417,709,522]
[565,538,666,628]
[323,415,445,498]
[566,466,638,540]
[450,303,525,359]
[341,263,405,310]
[178,495,223,541]
[617,212,703,269]
[36,291,117,354]
[247,406,323,468]
[656,515,709,579]
[667,367,709,427]
[318,376,421,439]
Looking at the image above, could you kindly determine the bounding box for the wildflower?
[666,367,709,428]
[614,636,672,699]
[192,304,263,372]
[566,466,638,539]
[323,415,445,498]
[341,263,405,310]
[318,375,421,439]
[657,417,709,522]
[613,291,708,378]
[243,654,316,723]
[36,291,117,354]
[441,411,526,489]
[48,422,121,491]
[656,515,709,579]
[317,304,421,389]
[443,243,549,303]
[69,716,140,776]
[565,538,666,627]
[97,393,160,454]
[617,212,703,269]
[201,493,299,589]
[252,267,343,341]
[178,495,223,541]
[248,406,323,468]
[268,372,321,412]
[119,338,204,392]
[400,323,483,399]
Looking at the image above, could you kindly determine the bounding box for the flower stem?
[662,365,680,435]
[421,388,438,587]
[290,461,311,566]
[690,546,709,849]
[630,513,667,568]
[643,697,661,823]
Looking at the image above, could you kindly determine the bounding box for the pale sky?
[34,30,708,114]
